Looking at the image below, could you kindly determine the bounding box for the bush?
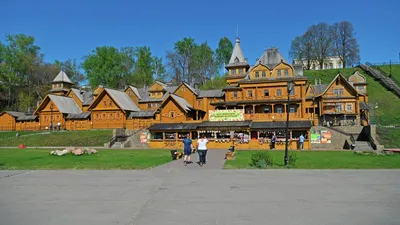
[250,151,274,169]
[288,153,299,167]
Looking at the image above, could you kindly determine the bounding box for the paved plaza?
[1,151,399,225]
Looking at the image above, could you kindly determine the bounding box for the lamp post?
[50,104,53,132]
[284,80,296,166]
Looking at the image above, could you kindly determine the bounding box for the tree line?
[0,35,233,111]
[290,21,360,69]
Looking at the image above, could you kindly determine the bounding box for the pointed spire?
[52,70,73,84]
[229,37,246,64]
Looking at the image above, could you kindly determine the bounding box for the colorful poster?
[320,130,332,144]
[311,133,321,143]
[140,131,149,144]
[208,109,245,122]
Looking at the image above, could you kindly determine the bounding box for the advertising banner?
[209,109,244,121]
[311,133,321,144]
[140,131,149,144]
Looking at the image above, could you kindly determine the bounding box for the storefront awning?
[360,102,370,110]
[148,123,199,131]
[198,121,252,130]
[251,121,312,129]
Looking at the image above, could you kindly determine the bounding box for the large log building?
[0,37,369,149]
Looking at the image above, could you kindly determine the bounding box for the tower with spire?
[225,37,250,85]
[50,70,74,96]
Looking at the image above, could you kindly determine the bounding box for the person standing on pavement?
[299,134,305,150]
[182,134,193,166]
[197,135,208,167]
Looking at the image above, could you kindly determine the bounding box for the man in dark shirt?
[182,134,193,166]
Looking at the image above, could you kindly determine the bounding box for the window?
[277,89,282,96]
[170,111,175,118]
[103,101,107,106]
[255,71,259,78]
[358,86,365,91]
[290,88,295,95]
[231,69,236,75]
[336,104,342,112]
[181,87,185,91]
[44,116,47,121]
[233,91,238,98]
[110,114,114,119]
[57,115,60,120]
[333,88,344,96]
[148,103,152,108]
[263,107,270,113]
[347,104,352,111]
[109,100,112,107]
[103,114,106,119]
[309,90,313,95]
[276,107,283,113]
[197,100,202,106]
[277,70,282,76]
[96,114,99,120]
[238,68,244,74]
[248,90,253,97]
[284,69,288,76]
[262,71,266,77]
[290,106,296,113]
[264,90,269,97]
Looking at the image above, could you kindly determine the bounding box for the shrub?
[250,151,274,169]
[288,153,299,167]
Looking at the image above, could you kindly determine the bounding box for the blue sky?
[1,0,400,67]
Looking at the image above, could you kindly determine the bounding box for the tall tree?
[0,34,42,110]
[215,37,233,70]
[332,21,360,68]
[289,31,314,70]
[82,46,135,89]
[166,37,197,84]
[194,42,217,85]
[132,46,154,86]
[308,23,334,69]
[151,56,166,82]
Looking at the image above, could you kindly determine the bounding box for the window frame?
[264,89,269,97]
[277,89,282,96]
[247,90,253,98]
[277,70,282,76]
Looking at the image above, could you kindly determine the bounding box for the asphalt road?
[1,167,399,225]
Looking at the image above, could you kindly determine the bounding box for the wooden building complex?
[0,37,370,149]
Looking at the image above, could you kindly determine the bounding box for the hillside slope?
[304,67,400,147]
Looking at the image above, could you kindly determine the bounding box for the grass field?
[0,130,113,147]
[0,131,41,139]
[0,148,171,170]
[376,64,400,81]
[224,150,400,169]
[304,67,400,147]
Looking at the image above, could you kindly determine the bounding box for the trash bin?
[170,150,177,160]
[229,146,235,152]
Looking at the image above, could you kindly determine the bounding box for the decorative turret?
[50,70,74,96]
[225,37,250,85]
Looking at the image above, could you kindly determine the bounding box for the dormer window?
[238,68,244,74]
[231,69,236,75]
[262,71,266,77]
[277,70,282,76]
[255,72,259,78]
[284,69,288,76]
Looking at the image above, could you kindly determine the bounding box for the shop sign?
[140,131,149,143]
[209,109,244,121]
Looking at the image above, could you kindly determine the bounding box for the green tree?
[132,46,154,86]
[152,56,166,82]
[166,37,197,84]
[215,37,233,70]
[82,46,134,89]
[290,31,314,70]
[0,34,42,110]
[194,42,217,85]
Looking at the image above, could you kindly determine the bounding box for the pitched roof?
[360,102,370,110]
[4,111,26,118]
[198,90,224,98]
[259,48,288,69]
[313,84,328,96]
[16,115,37,121]
[178,82,198,95]
[228,37,246,65]
[66,112,91,119]
[82,91,94,106]
[128,86,141,99]
[52,70,73,84]
[105,88,140,111]
[316,73,361,97]
[164,86,179,93]
[71,88,84,102]
[170,94,193,112]
[48,95,82,114]
[155,81,167,87]
[1,111,37,121]
[128,110,155,118]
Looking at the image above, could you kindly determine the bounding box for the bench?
[383,149,400,154]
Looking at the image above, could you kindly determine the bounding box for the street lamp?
[50,104,53,131]
[284,80,296,166]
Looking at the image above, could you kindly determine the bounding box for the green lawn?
[0,130,113,147]
[224,150,400,169]
[0,148,171,170]
[376,64,400,81]
[0,131,41,139]
[304,67,400,147]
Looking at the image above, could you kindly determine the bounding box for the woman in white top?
[197,136,208,167]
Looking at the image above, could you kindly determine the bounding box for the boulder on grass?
[65,147,75,153]
[86,148,98,155]
[50,149,69,156]
[72,148,84,156]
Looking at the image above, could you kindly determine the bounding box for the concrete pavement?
[1,168,400,225]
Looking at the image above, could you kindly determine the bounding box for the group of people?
[49,122,62,131]
[182,134,208,167]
